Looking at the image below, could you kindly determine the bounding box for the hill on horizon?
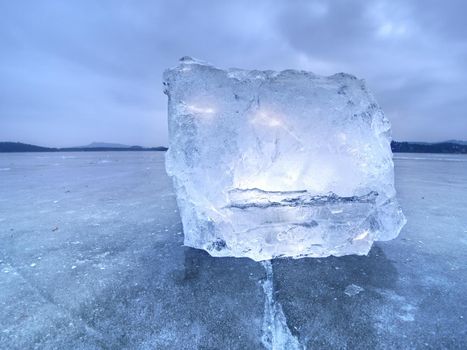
[79,142,134,148]
[444,140,467,146]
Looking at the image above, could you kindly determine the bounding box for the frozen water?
[0,152,466,349]
[164,57,406,260]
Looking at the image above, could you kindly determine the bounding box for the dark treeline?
[0,142,167,153]
[391,141,467,154]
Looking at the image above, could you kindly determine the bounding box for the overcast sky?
[1,0,466,147]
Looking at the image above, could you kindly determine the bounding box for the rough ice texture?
[164,57,406,261]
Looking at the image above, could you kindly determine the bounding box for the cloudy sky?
[1,0,466,147]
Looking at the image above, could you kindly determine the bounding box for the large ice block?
[163,57,406,261]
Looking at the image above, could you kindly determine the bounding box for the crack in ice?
[260,261,302,350]
[228,189,378,210]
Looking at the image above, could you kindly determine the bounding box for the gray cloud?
[0,0,466,146]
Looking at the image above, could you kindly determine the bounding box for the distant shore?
[1,141,467,154]
[0,142,167,153]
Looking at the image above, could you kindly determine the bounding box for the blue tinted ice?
[164,57,406,261]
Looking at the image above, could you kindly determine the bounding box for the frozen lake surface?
[0,152,466,349]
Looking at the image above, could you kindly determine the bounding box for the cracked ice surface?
[164,57,406,261]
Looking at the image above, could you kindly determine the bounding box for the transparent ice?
[164,57,406,261]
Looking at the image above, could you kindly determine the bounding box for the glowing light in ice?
[187,104,216,115]
[353,229,370,241]
[338,132,348,142]
[251,110,284,127]
[251,109,302,143]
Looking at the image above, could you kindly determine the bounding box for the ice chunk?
[163,57,406,261]
[344,284,364,296]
